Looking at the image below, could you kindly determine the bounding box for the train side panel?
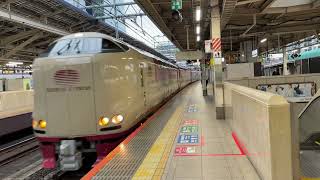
[93,51,145,134]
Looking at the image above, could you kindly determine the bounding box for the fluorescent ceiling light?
[260,38,267,43]
[196,25,200,34]
[196,6,201,22]
[197,35,200,42]
[8,61,23,65]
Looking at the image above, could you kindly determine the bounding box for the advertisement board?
[257,82,316,102]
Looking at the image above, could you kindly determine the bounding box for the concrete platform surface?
[83,82,260,180]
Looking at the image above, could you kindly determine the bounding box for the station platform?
[83,82,260,180]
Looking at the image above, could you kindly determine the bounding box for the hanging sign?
[171,0,182,10]
[176,51,204,61]
[252,49,258,57]
[205,40,211,53]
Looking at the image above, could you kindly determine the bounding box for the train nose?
[35,56,96,137]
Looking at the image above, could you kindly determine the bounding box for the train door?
[139,62,147,108]
[178,69,182,89]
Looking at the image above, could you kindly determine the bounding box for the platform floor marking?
[173,132,246,157]
[132,105,184,180]
[81,99,169,180]
[301,178,320,180]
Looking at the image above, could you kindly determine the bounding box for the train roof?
[57,32,179,68]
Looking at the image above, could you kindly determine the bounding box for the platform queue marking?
[132,105,185,180]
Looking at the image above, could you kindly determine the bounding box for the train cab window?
[101,39,129,53]
[40,37,129,57]
[43,38,102,57]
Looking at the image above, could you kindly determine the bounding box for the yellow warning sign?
[210,57,215,66]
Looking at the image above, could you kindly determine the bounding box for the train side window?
[101,39,129,53]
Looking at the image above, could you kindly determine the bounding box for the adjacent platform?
[83,82,260,180]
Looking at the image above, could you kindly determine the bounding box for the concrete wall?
[290,102,307,180]
[226,73,320,90]
[224,82,293,180]
[0,90,33,118]
[5,78,32,91]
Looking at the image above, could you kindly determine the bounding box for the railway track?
[0,136,39,167]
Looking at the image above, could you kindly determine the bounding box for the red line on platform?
[201,135,205,146]
[174,132,247,157]
[174,153,245,157]
[232,132,246,155]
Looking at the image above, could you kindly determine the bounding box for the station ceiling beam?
[0,29,40,46]
[313,0,320,8]
[0,45,42,54]
[0,26,17,36]
[221,0,238,30]
[259,0,275,13]
[96,13,146,20]
[0,0,19,7]
[0,8,69,36]
[236,0,263,6]
[260,4,319,14]
[134,0,183,50]
[83,2,137,9]
[2,32,42,59]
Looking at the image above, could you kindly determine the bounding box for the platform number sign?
[171,0,182,10]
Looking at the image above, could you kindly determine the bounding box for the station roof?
[0,0,172,64]
[136,0,320,53]
[0,0,319,64]
[221,0,320,52]
[135,0,211,51]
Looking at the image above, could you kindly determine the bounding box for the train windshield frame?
[40,37,128,57]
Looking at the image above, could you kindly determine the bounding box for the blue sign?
[187,104,197,113]
[178,134,199,144]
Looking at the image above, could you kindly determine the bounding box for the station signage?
[205,40,211,53]
[171,0,182,10]
[252,49,258,57]
[175,51,204,61]
[205,38,222,58]
[175,146,195,154]
[180,125,198,133]
[178,134,199,144]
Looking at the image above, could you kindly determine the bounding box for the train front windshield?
[40,37,127,57]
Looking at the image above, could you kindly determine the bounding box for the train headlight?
[112,115,124,124]
[32,120,38,128]
[98,117,109,126]
[38,120,47,129]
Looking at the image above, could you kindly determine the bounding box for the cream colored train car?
[32,32,199,171]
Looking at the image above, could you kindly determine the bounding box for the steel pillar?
[283,47,289,75]
[211,4,224,119]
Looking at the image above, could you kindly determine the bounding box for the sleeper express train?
[32,32,199,171]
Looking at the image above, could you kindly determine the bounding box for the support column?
[211,4,224,119]
[201,59,208,96]
[283,47,289,75]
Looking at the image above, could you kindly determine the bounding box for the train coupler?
[59,140,82,171]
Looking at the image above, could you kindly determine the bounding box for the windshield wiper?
[57,40,72,55]
[73,40,81,54]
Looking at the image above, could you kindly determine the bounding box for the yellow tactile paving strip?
[302,178,320,180]
[132,105,185,180]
